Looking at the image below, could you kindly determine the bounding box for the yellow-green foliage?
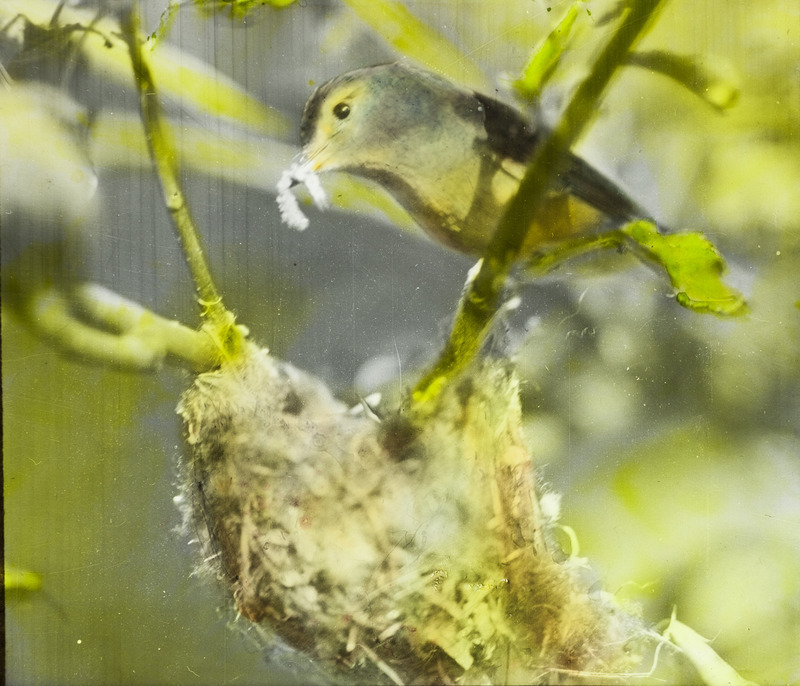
[3,0,798,684]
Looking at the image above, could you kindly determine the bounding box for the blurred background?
[3,0,799,684]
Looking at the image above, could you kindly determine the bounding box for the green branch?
[120,5,244,362]
[413,0,667,404]
[21,283,220,371]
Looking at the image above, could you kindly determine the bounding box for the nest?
[177,344,650,684]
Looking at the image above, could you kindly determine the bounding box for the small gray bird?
[299,61,647,256]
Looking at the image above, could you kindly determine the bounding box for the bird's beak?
[303,152,325,173]
[300,133,335,174]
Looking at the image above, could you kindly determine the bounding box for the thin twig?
[120,3,245,362]
[120,5,219,313]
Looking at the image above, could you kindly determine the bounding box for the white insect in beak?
[276,157,329,231]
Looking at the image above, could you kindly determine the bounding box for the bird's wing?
[475,92,645,223]
[561,153,645,222]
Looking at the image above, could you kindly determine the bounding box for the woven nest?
[178,344,651,684]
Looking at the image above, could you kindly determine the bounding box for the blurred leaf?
[198,0,299,15]
[148,0,181,44]
[89,110,416,238]
[623,221,748,317]
[513,2,580,102]
[0,0,288,135]
[628,50,739,110]
[155,0,302,36]
[341,0,487,89]
[0,83,97,227]
[664,614,758,686]
[4,566,43,593]
[89,110,296,190]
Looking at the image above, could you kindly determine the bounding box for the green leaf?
[341,0,487,89]
[513,2,581,102]
[623,220,748,317]
[0,0,288,136]
[627,50,739,111]
[664,612,758,686]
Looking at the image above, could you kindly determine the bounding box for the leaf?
[341,0,487,89]
[627,50,739,111]
[513,2,581,102]
[0,83,97,227]
[89,111,295,187]
[0,0,288,136]
[664,612,758,686]
[190,0,300,19]
[623,220,748,317]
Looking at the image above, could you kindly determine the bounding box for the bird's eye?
[332,102,351,120]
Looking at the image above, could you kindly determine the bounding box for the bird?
[297,61,651,257]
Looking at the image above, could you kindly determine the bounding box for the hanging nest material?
[177,343,651,684]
